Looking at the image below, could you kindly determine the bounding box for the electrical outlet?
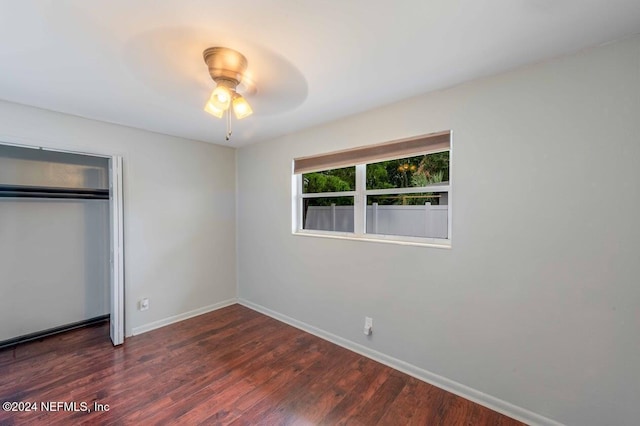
[139,298,149,311]
[364,317,373,335]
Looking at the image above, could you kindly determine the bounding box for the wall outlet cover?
[140,298,149,311]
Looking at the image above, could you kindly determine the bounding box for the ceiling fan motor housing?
[203,47,248,88]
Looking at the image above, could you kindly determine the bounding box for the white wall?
[0,101,237,337]
[0,199,110,340]
[237,35,640,426]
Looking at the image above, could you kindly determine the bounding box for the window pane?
[366,151,449,190]
[303,197,354,232]
[302,166,356,193]
[366,192,448,238]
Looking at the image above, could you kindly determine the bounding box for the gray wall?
[0,101,237,337]
[237,35,640,425]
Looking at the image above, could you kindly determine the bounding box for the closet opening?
[0,143,124,349]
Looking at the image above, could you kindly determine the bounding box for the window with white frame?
[293,131,451,245]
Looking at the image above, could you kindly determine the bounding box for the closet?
[0,144,112,347]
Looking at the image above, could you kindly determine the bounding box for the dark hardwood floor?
[0,304,524,425]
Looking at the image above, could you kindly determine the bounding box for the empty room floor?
[0,304,523,425]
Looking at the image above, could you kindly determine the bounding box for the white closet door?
[109,156,124,346]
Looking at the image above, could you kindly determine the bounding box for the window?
[293,131,451,246]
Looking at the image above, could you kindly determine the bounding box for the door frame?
[0,139,126,346]
[109,155,124,345]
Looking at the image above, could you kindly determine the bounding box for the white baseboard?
[238,298,562,426]
[131,298,238,336]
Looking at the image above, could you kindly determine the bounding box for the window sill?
[292,230,451,249]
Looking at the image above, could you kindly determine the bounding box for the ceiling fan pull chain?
[226,108,233,141]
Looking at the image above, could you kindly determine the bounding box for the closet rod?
[0,184,109,200]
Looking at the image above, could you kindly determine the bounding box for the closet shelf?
[0,184,109,200]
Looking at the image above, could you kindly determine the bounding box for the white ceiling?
[1,1,639,147]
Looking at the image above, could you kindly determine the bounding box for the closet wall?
[0,145,110,341]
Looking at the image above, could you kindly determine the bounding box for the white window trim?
[292,133,452,248]
[299,190,357,198]
[365,184,449,196]
[293,229,452,249]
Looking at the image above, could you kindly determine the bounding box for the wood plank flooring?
[0,304,525,425]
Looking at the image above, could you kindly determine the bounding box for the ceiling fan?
[203,47,253,141]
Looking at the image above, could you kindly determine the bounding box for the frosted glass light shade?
[209,85,232,110]
[232,95,253,119]
[204,101,224,118]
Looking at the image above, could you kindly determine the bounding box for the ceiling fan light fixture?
[232,94,253,119]
[202,46,254,140]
